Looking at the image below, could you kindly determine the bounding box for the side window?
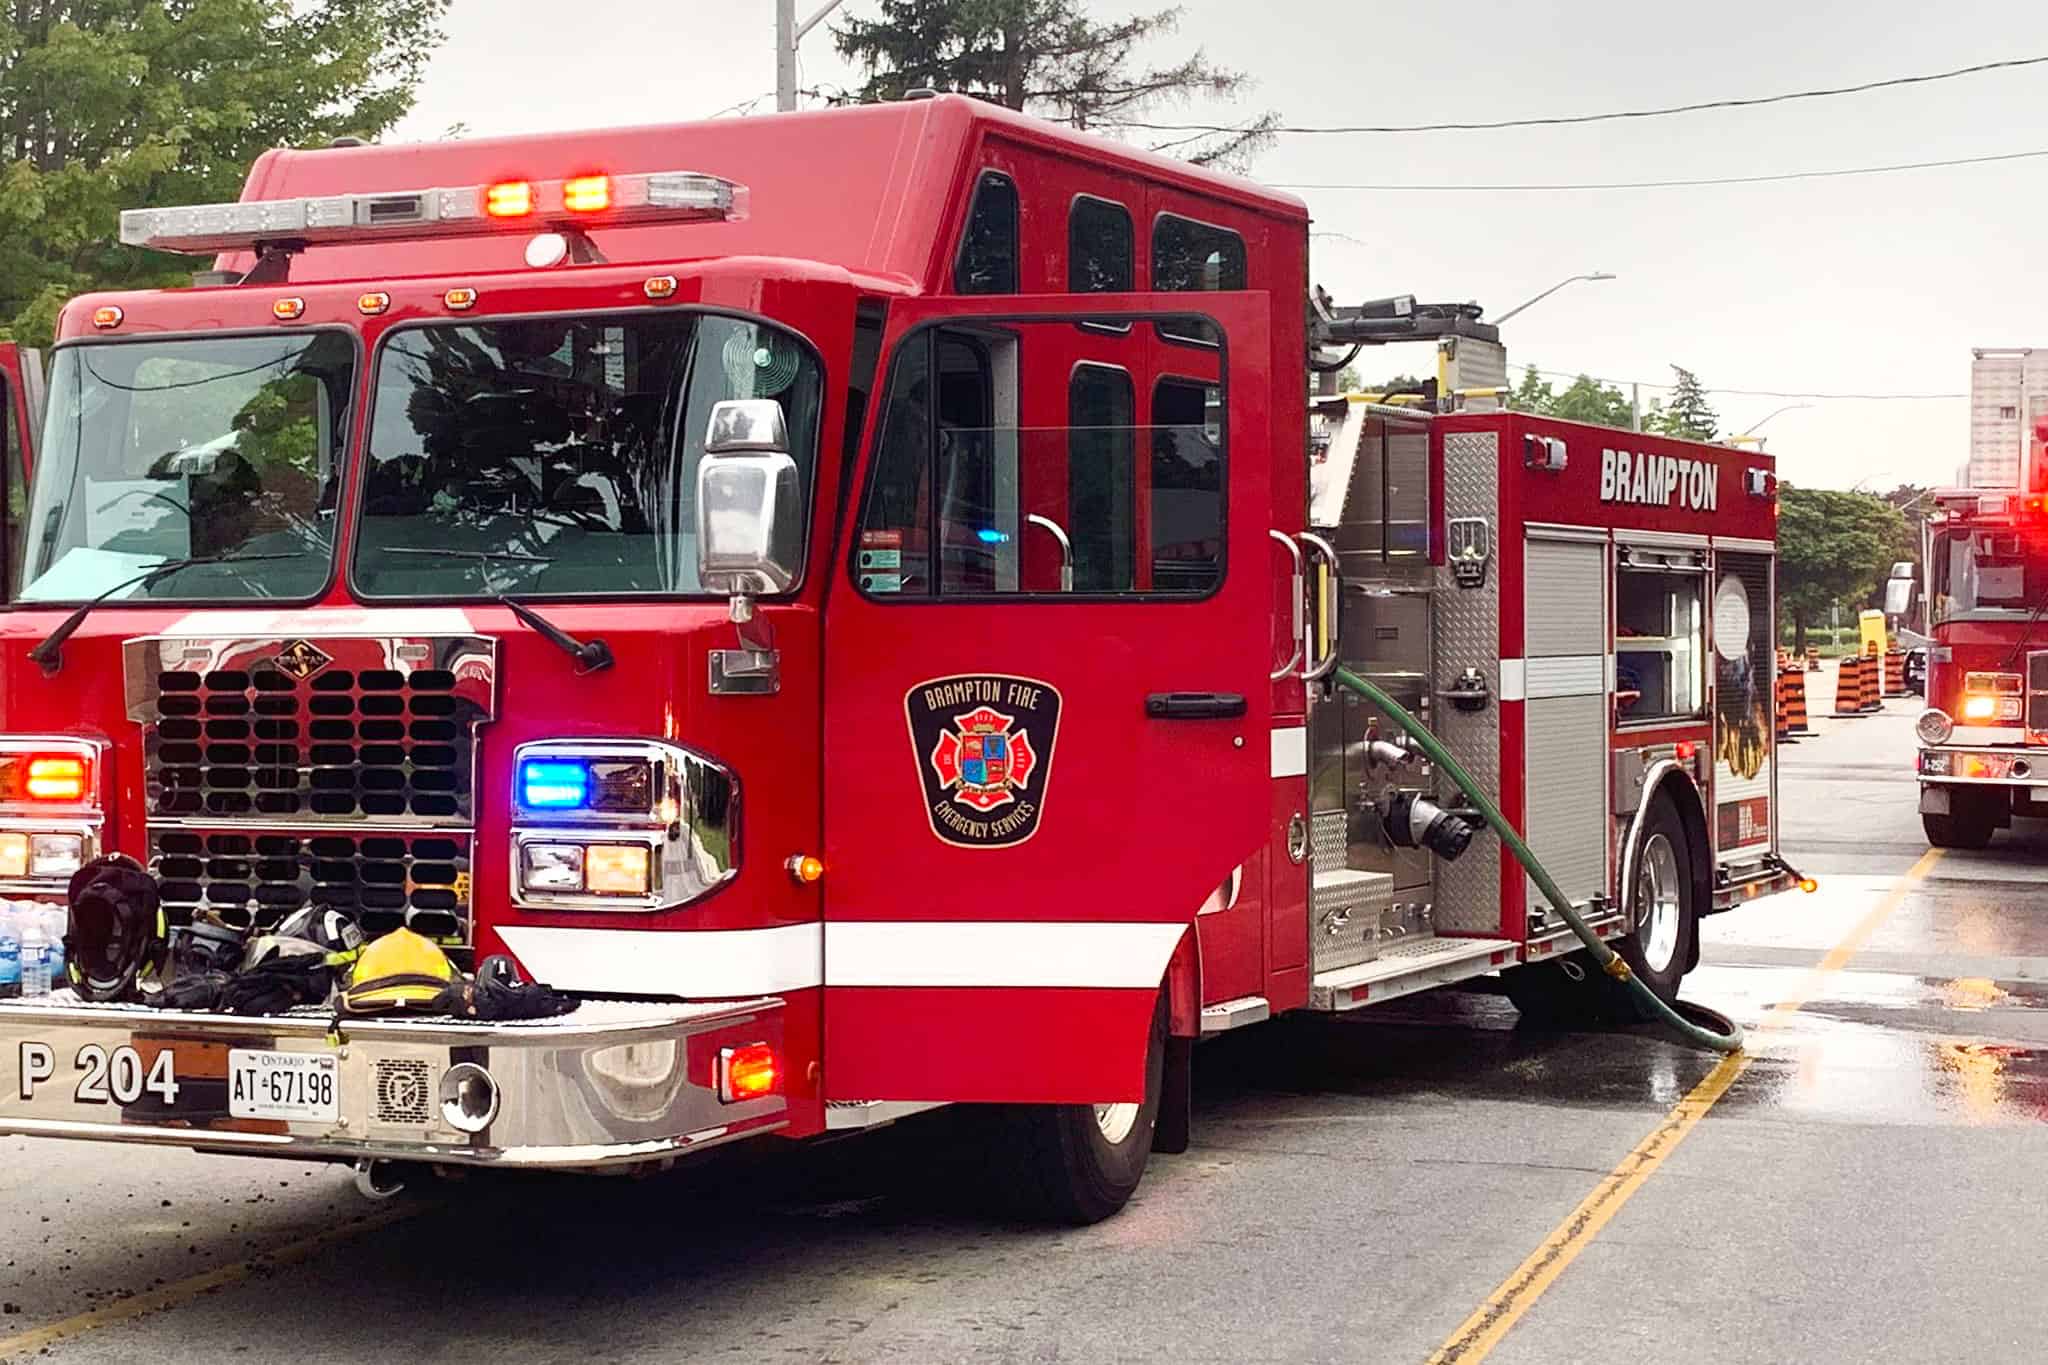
[1153,214,1246,292]
[1068,365,1135,591]
[1152,214,1244,346]
[856,319,1225,599]
[1151,378,1224,594]
[955,171,1019,295]
[0,373,15,598]
[1615,566,1706,725]
[1069,197,1133,294]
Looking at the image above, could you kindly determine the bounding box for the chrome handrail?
[1269,529,1304,680]
[1025,514,1074,591]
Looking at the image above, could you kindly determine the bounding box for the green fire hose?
[1332,666,1744,1054]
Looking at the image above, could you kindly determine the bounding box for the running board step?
[1307,936,1518,1011]
[1200,995,1271,1034]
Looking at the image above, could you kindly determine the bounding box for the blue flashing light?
[522,759,591,809]
[976,528,1011,544]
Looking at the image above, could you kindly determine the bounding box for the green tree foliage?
[1507,366,1634,429]
[834,0,1277,169]
[0,1,451,345]
[1647,365,1718,441]
[1777,484,1909,651]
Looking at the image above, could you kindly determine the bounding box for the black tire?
[987,990,1166,1225]
[1501,953,1616,1024]
[1923,807,1994,849]
[1616,792,1697,1008]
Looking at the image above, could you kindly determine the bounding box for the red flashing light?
[25,755,87,802]
[718,1043,780,1103]
[1675,741,1697,762]
[562,175,611,214]
[485,181,533,218]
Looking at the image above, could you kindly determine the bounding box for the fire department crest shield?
[905,674,1062,848]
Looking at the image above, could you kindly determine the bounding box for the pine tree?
[1651,365,1719,441]
[833,1,1277,169]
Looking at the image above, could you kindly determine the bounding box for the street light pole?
[1491,272,1616,326]
[1735,403,1811,438]
[776,0,847,112]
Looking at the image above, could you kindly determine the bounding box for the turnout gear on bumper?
[62,855,166,1004]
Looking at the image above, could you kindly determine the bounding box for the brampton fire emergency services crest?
[905,674,1062,848]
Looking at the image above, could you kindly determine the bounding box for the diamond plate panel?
[1310,811,1348,876]
[1434,431,1503,932]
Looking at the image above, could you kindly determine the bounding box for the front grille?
[150,829,471,942]
[2029,651,2048,734]
[144,664,483,823]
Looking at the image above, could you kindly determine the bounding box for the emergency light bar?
[119,171,742,255]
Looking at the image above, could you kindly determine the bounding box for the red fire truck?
[0,96,1795,1221]
[1908,349,2048,848]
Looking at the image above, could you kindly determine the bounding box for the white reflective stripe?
[499,923,822,996]
[164,607,475,637]
[1270,726,1307,778]
[1526,654,1607,698]
[1499,658,1526,702]
[826,921,1187,989]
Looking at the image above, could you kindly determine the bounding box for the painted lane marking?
[1425,848,1943,1364]
[0,1201,422,1359]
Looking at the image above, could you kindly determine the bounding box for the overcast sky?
[393,0,2048,491]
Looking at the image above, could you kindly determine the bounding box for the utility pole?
[776,0,848,112]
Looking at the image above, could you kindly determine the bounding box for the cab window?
[855,317,1224,599]
[1152,214,1244,347]
[955,171,1019,295]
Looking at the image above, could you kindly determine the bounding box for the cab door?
[821,292,1278,1104]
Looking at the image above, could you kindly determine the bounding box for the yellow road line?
[1426,848,1943,1364]
[0,1198,424,1360]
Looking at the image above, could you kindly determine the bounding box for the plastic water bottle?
[37,907,65,988]
[19,917,51,998]
[0,906,20,1000]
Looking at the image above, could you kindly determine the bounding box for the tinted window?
[1070,197,1134,294]
[955,171,1019,295]
[1151,377,1224,594]
[354,313,822,598]
[1068,366,1135,591]
[857,321,1224,600]
[0,372,17,598]
[1153,214,1246,293]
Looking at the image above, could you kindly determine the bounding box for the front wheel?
[1616,793,1697,1008]
[989,991,1166,1224]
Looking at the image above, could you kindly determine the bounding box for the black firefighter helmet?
[63,854,167,1003]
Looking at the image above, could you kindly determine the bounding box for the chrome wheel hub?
[1636,832,1682,975]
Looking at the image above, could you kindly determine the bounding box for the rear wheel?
[1923,807,1995,849]
[1616,793,1696,1008]
[989,991,1166,1224]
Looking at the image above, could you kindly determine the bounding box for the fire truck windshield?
[1931,524,2048,621]
[352,312,822,599]
[15,333,352,604]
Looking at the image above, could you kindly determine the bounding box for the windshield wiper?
[384,547,613,674]
[27,552,306,676]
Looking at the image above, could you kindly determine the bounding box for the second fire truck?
[0,96,1796,1221]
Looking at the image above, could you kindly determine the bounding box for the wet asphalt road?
[7,669,2048,1363]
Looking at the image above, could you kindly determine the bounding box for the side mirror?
[1883,577,1914,617]
[696,399,800,595]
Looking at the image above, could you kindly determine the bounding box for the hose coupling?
[1601,956,1634,982]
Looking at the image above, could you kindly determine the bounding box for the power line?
[1110,54,2048,136]
[1519,366,1964,401]
[1275,147,2048,193]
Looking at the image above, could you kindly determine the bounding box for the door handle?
[1146,692,1248,720]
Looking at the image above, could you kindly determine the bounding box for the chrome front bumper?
[0,994,786,1169]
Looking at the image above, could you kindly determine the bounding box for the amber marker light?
[357,292,391,316]
[91,306,124,329]
[643,275,679,300]
[444,288,478,311]
[785,854,825,884]
[1798,878,1818,894]
[272,297,306,321]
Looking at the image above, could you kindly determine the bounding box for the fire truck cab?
[0,98,1794,1222]
[1911,350,2048,849]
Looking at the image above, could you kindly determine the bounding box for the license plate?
[227,1050,339,1123]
